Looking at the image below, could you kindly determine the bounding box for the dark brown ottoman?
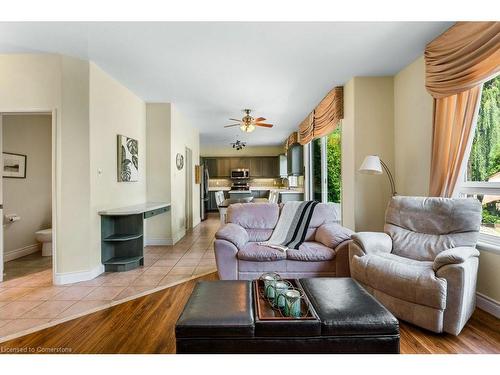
[175,278,399,354]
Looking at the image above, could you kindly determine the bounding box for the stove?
[231,181,250,190]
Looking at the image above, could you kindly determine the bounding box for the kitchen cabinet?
[287,144,304,176]
[230,157,249,170]
[204,158,218,178]
[279,192,304,203]
[251,190,270,199]
[204,156,281,178]
[249,157,263,177]
[216,158,231,177]
[261,157,278,178]
[208,191,218,211]
[279,154,287,177]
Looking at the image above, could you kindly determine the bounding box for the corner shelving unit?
[98,202,170,272]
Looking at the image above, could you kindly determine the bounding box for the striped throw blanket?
[259,201,319,252]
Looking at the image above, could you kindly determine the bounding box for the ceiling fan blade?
[254,117,266,122]
[224,124,241,128]
[229,118,242,122]
[255,123,274,128]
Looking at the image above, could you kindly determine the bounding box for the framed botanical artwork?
[117,134,139,182]
[3,152,27,179]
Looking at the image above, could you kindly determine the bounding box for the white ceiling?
[0,22,452,146]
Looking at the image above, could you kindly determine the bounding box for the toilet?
[35,228,53,257]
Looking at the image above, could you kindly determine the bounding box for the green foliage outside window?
[468,76,500,182]
[467,76,500,226]
[311,127,342,203]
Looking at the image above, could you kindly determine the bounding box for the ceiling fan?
[224,109,274,133]
[230,140,246,150]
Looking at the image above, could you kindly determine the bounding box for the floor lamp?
[358,155,397,196]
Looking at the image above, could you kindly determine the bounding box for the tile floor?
[0,213,220,341]
[3,251,52,281]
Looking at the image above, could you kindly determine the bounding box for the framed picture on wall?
[2,152,27,179]
[117,134,139,182]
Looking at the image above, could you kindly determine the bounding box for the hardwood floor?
[0,271,498,354]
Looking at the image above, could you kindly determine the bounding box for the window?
[457,75,500,245]
[308,126,342,204]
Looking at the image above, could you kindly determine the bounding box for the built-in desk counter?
[98,202,171,272]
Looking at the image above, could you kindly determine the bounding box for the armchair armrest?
[315,223,354,249]
[433,247,480,272]
[351,232,392,254]
[215,223,249,249]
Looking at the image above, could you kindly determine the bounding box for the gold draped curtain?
[284,131,299,152]
[426,22,500,197]
[298,86,344,145]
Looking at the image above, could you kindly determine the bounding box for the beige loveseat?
[349,196,482,335]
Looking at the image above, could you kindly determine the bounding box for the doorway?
[185,147,193,231]
[0,112,55,283]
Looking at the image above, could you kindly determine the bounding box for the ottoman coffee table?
[175,278,399,354]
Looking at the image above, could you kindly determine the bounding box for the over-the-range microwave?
[231,169,250,179]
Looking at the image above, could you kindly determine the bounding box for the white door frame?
[0,108,58,284]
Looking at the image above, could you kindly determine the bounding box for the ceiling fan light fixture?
[241,124,255,133]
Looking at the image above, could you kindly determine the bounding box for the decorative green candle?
[273,281,290,308]
[283,289,302,317]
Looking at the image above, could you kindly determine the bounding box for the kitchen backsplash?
[208,177,303,189]
[209,178,284,188]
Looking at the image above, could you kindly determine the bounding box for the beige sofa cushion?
[350,252,447,310]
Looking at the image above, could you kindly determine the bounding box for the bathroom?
[1,113,53,282]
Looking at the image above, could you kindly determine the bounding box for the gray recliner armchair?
[349,196,482,335]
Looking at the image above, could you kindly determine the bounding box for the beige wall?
[171,105,200,242]
[146,103,172,243]
[0,54,94,278]
[476,249,500,302]
[3,115,52,257]
[58,56,91,275]
[341,79,355,230]
[342,76,395,232]
[89,63,147,267]
[201,145,284,157]
[394,56,433,196]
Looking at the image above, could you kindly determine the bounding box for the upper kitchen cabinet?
[279,154,287,177]
[230,157,250,170]
[204,158,218,178]
[287,144,304,176]
[216,158,231,177]
[249,157,263,177]
[261,157,279,178]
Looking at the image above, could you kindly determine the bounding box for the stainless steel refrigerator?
[200,163,210,221]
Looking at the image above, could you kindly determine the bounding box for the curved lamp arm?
[379,159,397,196]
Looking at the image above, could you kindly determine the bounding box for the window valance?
[425,22,500,99]
[298,86,343,145]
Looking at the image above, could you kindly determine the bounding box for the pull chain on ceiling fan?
[224,109,274,133]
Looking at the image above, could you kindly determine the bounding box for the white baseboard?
[476,292,500,319]
[53,264,104,285]
[144,238,174,246]
[172,230,186,245]
[4,243,41,262]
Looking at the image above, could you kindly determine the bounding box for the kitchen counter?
[208,186,303,192]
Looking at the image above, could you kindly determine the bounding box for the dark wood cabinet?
[208,191,218,211]
[216,159,231,177]
[230,157,249,170]
[203,156,281,178]
[261,157,278,178]
[249,157,263,177]
[204,158,217,178]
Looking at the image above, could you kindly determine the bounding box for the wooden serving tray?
[253,279,317,321]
